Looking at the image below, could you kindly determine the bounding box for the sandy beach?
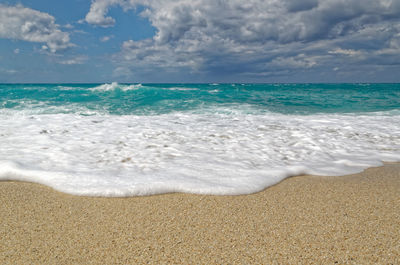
[1,163,399,264]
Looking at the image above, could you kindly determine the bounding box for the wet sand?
[1,163,399,264]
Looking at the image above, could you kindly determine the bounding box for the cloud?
[5,69,18,74]
[100,35,113,42]
[85,0,400,80]
[84,0,123,27]
[0,4,73,53]
[271,54,318,68]
[58,55,88,65]
[329,48,362,57]
[63,23,74,29]
[285,0,319,12]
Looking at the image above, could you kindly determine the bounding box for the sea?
[0,83,399,197]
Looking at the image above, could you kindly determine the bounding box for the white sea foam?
[0,110,399,197]
[124,83,143,91]
[90,82,143,91]
[164,87,198,91]
[0,102,101,116]
[91,82,120,91]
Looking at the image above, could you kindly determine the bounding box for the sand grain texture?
[1,163,400,264]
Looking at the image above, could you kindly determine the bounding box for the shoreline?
[1,163,399,264]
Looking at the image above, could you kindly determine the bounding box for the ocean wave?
[90,82,144,91]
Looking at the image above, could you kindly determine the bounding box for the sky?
[0,0,400,83]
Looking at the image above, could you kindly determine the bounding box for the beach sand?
[1,163,399,264]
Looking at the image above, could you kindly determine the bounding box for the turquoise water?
[0,83,399,196]
[1,83,399,115]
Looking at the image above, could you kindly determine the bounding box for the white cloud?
[58,55,88,65]
[329,48,362,57]
[86,0,399,43]
[63,23,74,29]
[100,35,113,42]
[84,0,122,27]
[0,4,73,53]
[0,68,18,74]
[14,48,20,54]
[271,54,318,69]
[86,0,400,79]
[6,69,18,74]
